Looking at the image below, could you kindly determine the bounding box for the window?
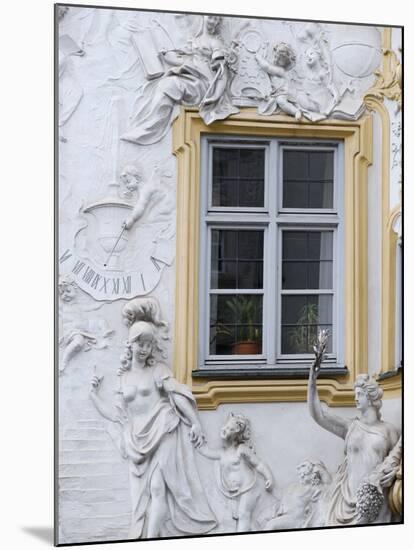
[199,137,344,371]
[173,109,371,406]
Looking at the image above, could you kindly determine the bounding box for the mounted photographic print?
[55,2,403,545]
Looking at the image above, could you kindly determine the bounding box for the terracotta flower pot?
[232,341,260,355]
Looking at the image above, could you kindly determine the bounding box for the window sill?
[193,365,348,380]
[377,365,402,381]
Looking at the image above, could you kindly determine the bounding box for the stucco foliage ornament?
[365,46,402,110]
[391,120,402,190]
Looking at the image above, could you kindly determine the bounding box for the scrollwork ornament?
[364,47,402,110]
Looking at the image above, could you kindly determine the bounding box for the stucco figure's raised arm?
[120,165,159,230]
[256,43,302,120]
[255,53,284,77]
[307,330,351,440]
[308,357,402,525]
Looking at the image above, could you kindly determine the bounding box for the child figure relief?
[255,42,302,120]
[265,460,332,530]
[198,412,275,532]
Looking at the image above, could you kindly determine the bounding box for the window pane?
[210,294,263,355]
[211,230,264,289]
[282,231,333,290]
[309,151,334,180]
[309,181,334,209]
[212,148,265,207]
[283,150,308,180]
[283,180,309,209]
[212,178,239,207]
[283,150,334,209]
[281,295,333,354]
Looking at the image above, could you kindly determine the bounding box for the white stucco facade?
[57,6,402,544]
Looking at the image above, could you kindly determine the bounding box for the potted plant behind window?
[222,296,261,355]
[288,302,319,354]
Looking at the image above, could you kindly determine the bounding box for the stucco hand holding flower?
[307,331,400,525]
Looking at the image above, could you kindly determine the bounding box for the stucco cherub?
[120,164,173,231]
[255,42,302,120]
[265,460,332,530]
[58,274,114,373]
[198,412,275,532]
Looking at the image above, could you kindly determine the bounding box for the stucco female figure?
[295,46,340,116]
[121,15,239,145]
[90,297,217,539]
[307,331,401,525]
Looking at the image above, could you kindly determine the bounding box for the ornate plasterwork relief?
[120,15,240,145]
[59,96,175,301]
[58,274,114,373]
[266,460,332,530]
[391,118,402,208]
[58,7,85,142]
[59,168,175,301]
[57,10,402,543]
[110,15,383,145]
[86,320,402,538]
[89,297,217,539]
[275,22,343,119]
[230,28,271,100]
[198,412,276,532]
[392,120,402,172]
[307,331,402,526]
[366,45,402,110]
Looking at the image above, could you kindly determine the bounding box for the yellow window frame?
[172,100,400,409]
